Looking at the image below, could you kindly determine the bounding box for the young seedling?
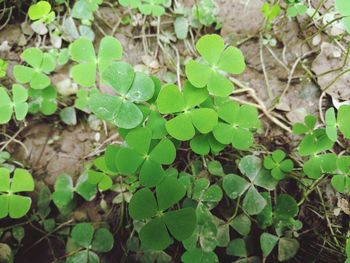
[28,85,57,116]
[88,156,116,191]
[119,0,166,16]
[223,155,278,215]
[13,48,55,90]
[129,176,196,250]
[115,127,176,186]
[185,34,245,97]
[0,168,34,219]
[157,82,218,141]
[261,2,281,30]
[66,223,114,263]
[72,0,102,21]
[0,85,28,124]
[89,61,155,129]
[28,1,55,23]
[264,150,294,180]
[286,0,307,17]
[213,101,260,150]
[69,36,122,87]
[52,173,97,213]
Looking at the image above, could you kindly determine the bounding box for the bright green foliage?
[0,168,34,219]
[74,88,100,113]
[119,0,166,16]
[14,48,55,90]
[293,115,333,156]
[213,101,260,150]
[157,82,218,141]
[181,248,218,263]
[115,127,176,186]
[129,177,196,250]
[264,150,294,180]
[332,156,350,194]
[89,61,155,129]
[190,133,225,155]
[338,105,350,139]
[192,178,223,209]
[0,59,8,78]
[0,85,28,124]
[72,0,102,21]
[185,34,245,97]
[335,0,350,33]
[223,156,278,215]
[28,1,55,23]
[286,2,307,17]
[303,153,337,179]
[325,108,337,141]
[192,0,221,28]
[67,223,114,263]
[28,85,57,115]
[260,233,299,261]
[261,2,280,30]
[69,36,122,87]
[52,174,97,212]
[88,156,116,191]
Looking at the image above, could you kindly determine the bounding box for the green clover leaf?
[52,173,97,211]
[72,0,103,21]
[28,85,57,116]
[0,59,8,78]
[28,1,55,23]
[119,0,141,8]
[13,48,55,90]
[74,88,100,113]
[213,101,260,150]
[138,0,166,16]
[223,156,278,215]
[181,248,219,263]
[88,156,117,191]
[89,61,155,129]
[303,153,337,179]
[185,34,245,97]
[116,127,176,187]
[332,156,350,194]
[338,105,350,139]
[0,168,34,219]
[190,133,225,155]
[192,178,223,210]
[67,223,114,263]
[263,150,294,180]
[0,85,28,124]
[260,233,299,261]
[129,177,196,250]
[325,107,337,142]
[69,36,122,87]
[157,82,218,141]
[229,213,251,237]
[335,0,350,33]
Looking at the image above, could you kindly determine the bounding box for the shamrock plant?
[88,156,116,191]
[185,34,246,97]
[52,173,97,214]
[129,176,196,250]
[285,0,307,17]
[119,0,167,16]
[28,85,57,116]
[213,101,260,150]
[115,127,176,186]
[72,0,102,22]
[0,58,8,78]
[0,85,28,124]
[28,1,55,24]
[0,168,34,219]
[261,2,281,30]
[223,155,278,215]
[66,223,114,263]
[89,61,155,129]
[14,48,55,90]
[336,0,350,33]
[69,36,122,87]
[157,82,218,141]
[264,150,294,180]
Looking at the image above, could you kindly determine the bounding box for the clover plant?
[0,168,34,219]
[185,34,245,97]
[261,2,281,30]
[89,61,155,129]
[69,36,122,87]
[72,0,102,21]
[264,150,294,180]
[190,133,225,155]
[115,127,176,186]
[157,82,218,140]
[52,173,97,214]
[0,59,8,78]
[129,176,196,250]
[88,156,116,191]
[28,1,55,23]
[119,0,167,16]
[14,48,55,90]
[74,88,100,113]
[66,223,114,263]
[223,155,278,215]
[335,0,350,33]
[285,0,307,17]
[28,85,57,115]
[213,101,260,150]
[0,85,28,124]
